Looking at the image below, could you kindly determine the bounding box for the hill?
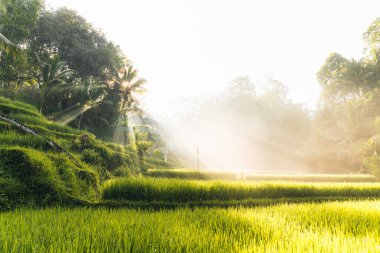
[0,96,142,210]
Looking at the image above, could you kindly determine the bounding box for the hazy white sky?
[46,0,380,116]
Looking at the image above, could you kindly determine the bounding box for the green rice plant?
[102,177,380,202]
[145,157,176,168]
[147,168,238,180]
[148,169,376,182]
[1,200,380,252]
[244,173,377,182]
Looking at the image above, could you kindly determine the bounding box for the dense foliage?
[308,18,380,176]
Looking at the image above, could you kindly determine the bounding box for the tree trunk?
[77,112,84,130]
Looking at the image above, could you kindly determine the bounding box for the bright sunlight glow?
[45,0,380,117]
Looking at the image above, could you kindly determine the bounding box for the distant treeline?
[175,17,380,177]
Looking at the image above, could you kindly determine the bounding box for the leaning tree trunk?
[0,112,82,167]
[77,112,84,130]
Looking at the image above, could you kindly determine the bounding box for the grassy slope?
[0,96,139,209]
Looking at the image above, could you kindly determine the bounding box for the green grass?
[0,146,100,209]
[245,173,377,182]
[102,177,380,202]
[0,97,161,175]
[148,168,376,182]
[0,96,41,117]
[0,131,49,149]
[8,113,85,135]
[1,200,380,252]
[147,168,238,180]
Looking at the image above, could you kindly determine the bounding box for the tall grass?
[147,168,238,180]
[102,177,380,202]
[9,113,84,134]
[0,131,48,149]
[1,200,380,252]
[0,96,40,115]
[245,173,377,182]
[148,168,376,182]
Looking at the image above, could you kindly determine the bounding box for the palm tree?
[113,65,146,145]
[35,55,75,113]
[339,59,373,98]
[74,77,108,129]
[50,77,108,127]
[0,32,23,89]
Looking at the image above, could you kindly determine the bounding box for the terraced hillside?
[0,96,140,209]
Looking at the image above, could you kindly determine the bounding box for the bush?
[113,166,132,177]
[107,152,126,171]
[82,149,104,167]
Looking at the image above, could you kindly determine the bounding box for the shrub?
[107,152,126,171]
[113,166,132,177]
[82,149,104,167]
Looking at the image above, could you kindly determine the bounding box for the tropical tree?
[30,8,123,80]
[0,0,42,90]
[35,55,75,113]
[318,53,376,103]
[0,32,25,90]
[72,77,109,129]
[113,65,146,145]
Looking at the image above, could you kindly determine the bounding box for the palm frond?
[0,32,21,57]
[130,78,147,88]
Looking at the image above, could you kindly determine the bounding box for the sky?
[45,0,380,117]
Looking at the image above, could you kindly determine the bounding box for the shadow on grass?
[93,196,380,210]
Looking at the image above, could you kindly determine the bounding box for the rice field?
[102,177,380,202]
[147,168,377,182]
[1,200,380,252]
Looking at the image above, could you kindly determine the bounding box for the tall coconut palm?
[113,65,146,145]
